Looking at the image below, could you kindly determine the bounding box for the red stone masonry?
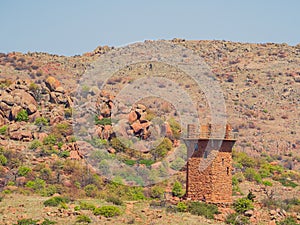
[184,124,237,204]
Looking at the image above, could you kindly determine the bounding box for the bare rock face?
[45,76,61,91]
[10,89,37,106]
[0,114,5,126]
[128,111,138,124]
[27,104,37,115]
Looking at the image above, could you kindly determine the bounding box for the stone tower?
[184,124,236,204]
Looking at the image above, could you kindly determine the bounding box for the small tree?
[16,109,29,122]
[233,197,254,214]
[172,180,184,197]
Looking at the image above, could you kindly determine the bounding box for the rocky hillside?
[0,40,300,224]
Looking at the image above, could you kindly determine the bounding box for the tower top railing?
[187,124,238,140]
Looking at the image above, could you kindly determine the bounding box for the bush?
[16,109,29,122]
[172,181,184,197]
[84,184,98,197]
[276,216,298,225]
[0,154,7,166]
[41,218,56,225]
[79,201,96,210]
[244,168,262,183]
[26,178,46,191]
[29,140,42,150]
[262,180,273,186]
[139,159,154,167]
[34,117,48,127]
[17,166,31,176]
[59,151,70,158]
[93,205,121,217]
[177,202,187,212]
[76,214,91,223]
[233,151,255,168]
[0,125,8,135]
[124,159,135,166]
[150,186,165,199]
[94,116,112,126]
[187,201,219,219]
[168,117,181,139]
[43,196,70,207]
[40,185,58,197]
[14,219,38,225]
[170,157,185,171]
[276,177,298,188]
[110,138,126,152]
[233,197,254,214]
[152,138,173,160]
[225,213,250,224]
[43,134,57,146]
[106,196,124,205]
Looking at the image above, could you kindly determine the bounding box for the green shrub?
[0,125,8,135]
[40,185,58,197]
[187,201,219,219]
[225,213,250,224]
[41,218,56,225]
[110,138,126,152]
[277,177,298,188]
[168,117,181,139]
[14,218,38,225]
[124,186,146,200]
[233,151,255,168]
[0,154,7,166]
[79,202,96,211]
[106,196,124,205]
[43,196,70,207]
[93,205,121,217]
[16,109,29,122]
[84,184,98,197]
[152,138,173,159]
[262,180,273,186]
[276,216,298,225]
[177,202,187,212]
[124,159,135,166]
[43,134,57,146]
[34,117,48,126]
[92,138,108,148]
[17,166,31,176]
[59,151,70,158]
[26,178,46,191]
[244,168,262,183]
[233,197,254,213]
[76,214,91,223]
[170,157,185,171]
[29,140,42,150]
[172,181,184,197]
[139,159,154,167]
[94,116,112,126]
[150,186,165,199]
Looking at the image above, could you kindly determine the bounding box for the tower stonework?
[184,124,236,204]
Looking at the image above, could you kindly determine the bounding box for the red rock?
[128,111,138,124]
[268,220,276,225]
[131,121,142,133]
[45,76,61,91]
[16,176,26,186]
